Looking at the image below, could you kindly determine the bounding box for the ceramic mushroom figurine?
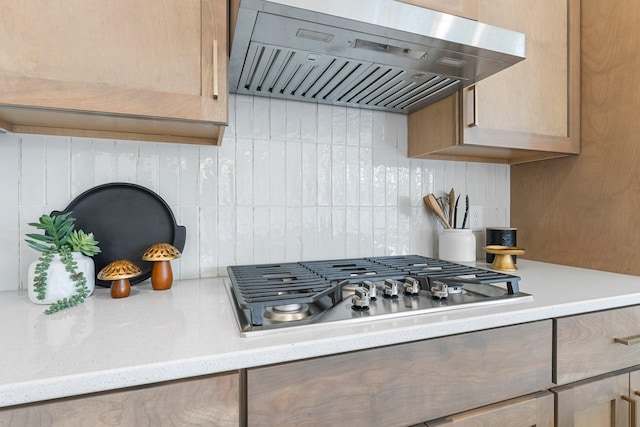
[141,243,181,290]
[98,259,142,298]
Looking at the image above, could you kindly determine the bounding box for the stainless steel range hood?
[229,0,526,114]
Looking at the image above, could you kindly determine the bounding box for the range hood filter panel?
[237,43,462,112]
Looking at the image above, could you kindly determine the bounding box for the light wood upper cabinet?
[408,0,580,164]
[0,0,228,145]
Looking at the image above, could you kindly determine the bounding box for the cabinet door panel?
[407,0,580,164]
[1,1,201,95]
[553,372,629,427]
[0,0,228,144]
[475,0,567,138]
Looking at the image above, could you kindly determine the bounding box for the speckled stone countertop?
[2,259,640,408]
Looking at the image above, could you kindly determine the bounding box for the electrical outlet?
[469,206,483,230]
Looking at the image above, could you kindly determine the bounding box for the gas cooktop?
[225,255,532,336]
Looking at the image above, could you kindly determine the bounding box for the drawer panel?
[555,305,640,385]
[248,320,552,427]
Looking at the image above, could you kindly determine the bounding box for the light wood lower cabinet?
[553,371,632,427]
[553,305,640,426]
[554,305,640,385]
[424,391,554,427]
[246,321,552,427]
[0,0,228,145]
[0,372,239,427]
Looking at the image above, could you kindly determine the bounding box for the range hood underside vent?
[235,43,462,113]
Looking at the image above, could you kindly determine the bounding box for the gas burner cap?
[264,304,312,322]
[447,285,464,295]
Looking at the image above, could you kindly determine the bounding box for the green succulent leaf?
[25,211,100,315]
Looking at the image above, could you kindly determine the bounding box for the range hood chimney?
[229,0,526,114]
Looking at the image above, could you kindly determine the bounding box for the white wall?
[0,94,510,291]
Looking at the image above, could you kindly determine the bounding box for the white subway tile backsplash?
[45,136,71,209]
[252,96,270,139]
[317,104,332,144]
[115,140,138,183]
[158,143,180,206]
[300,102,318,143]
[178,145,199,206]
[331,105,347,145]
[346,109,360,146]
[235,138,253,206]
[178,206,198,279]
[198,206,217,278]
[301,206,318,260]
[331,145,346,207]
[1,94,510,290]
[301,143,317,206]
[286,100,302,141]
[252,139,270,206]
[317,207,332,259]
[285,141,302,206]
[269,141,286,206]
[316,144,331,207]
[21,134,46,206]
[345,146,360,207]
[359,109,373,147]
[269,98,287,141]
[235,95,253,139]
[136,142,159,193]
[216,141,235,206]
[253,206,271,263]
[235,206,253,265]
[359,147,373,206]
[199,145,217,207]
[0,133,19,207]
[269,206,286,262]
[285,207,302,262]
[372,147,386,207]
[0,208,19,291]
[217,206,236,276]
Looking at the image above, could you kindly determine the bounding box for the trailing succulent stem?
[25,212,100,315]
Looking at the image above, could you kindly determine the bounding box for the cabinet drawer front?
[248,321,552,427]
[555,306,640,384]
[426,391,554,427]
[0,373,239,427]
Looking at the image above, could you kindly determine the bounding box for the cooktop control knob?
[362,280,378,300]
[383,279,399,298]
[403,277,420,296]
[431,280,449,299]
[351,287,370,310]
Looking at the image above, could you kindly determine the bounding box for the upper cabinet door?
[408,0,580,164]
[0,0,228,145]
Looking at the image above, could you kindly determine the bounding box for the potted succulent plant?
[25,212,101,314]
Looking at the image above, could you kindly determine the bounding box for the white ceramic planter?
[27,252,95,304]
[439,229,476,262]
